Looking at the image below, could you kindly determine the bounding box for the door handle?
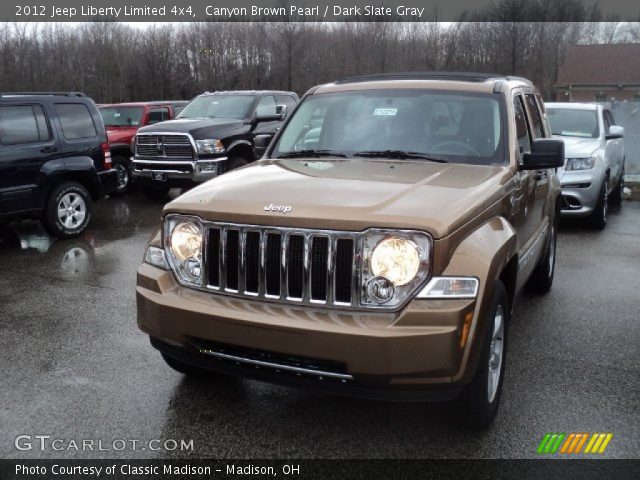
[41,146,58,153]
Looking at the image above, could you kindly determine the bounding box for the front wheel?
[456,281,509,429]
[589,177,609,230]
[41,182,93,238]
[111,155,133,195]
[220,157,249,174]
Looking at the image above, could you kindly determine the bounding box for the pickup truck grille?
[136,134,194,159]
[204,223,358,308]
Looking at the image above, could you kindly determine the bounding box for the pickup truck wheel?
[161,353,235,380]
[221,157,248,174]
[141,184,171,200]
[526,217,557,294]
[111,155,132,195]
[456,281,508,429]
[609,166,624,206]
[589,177,608,230]
[41,182,92,239]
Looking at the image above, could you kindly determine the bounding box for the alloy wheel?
[115,163,129,190]
[487,304,505,403]
[57,193,86,229]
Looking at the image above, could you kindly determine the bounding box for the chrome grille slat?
[204,222,359,309]
[220,228,227,291]
[280,232,288,300]
[238,229,246,294]
[326,237,335,305]
[302,234,311,302]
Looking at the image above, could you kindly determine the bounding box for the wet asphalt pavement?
[0,192,638,460]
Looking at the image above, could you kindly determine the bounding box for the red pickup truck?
[99,101,188,194]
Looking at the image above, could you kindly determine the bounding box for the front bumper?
[97,169,119,197]
[131,157,227,185]
[559,170,603,217]
[137,263,478,399]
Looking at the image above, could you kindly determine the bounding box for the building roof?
[556,44,640,86]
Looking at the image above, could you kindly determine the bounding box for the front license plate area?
[151,171,167,182]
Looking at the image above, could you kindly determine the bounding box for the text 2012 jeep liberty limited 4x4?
[137,73,564,427]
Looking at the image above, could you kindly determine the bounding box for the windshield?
[99,107,144,127]
[547,108,599,138]
[271,89,506,164]
[176,95,254,120]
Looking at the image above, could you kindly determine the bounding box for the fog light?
[185,257,202,279]
[366,276,395,304]
[198,162,218,173]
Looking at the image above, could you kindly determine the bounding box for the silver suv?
[546,102,625,229]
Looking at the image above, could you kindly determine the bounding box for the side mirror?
[606,125,624,140]
[254,105,287,124]
[521,139,565,170]
[253,134,273,150]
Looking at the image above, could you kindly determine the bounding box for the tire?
[41,182,92,239]
[526,214,558,294]
[456,281,508,429]
[589,176,608,230]
[221,157,249,174]
[609,165,624,206]
[141,184,171,200]
[111,155,133,195]
[161,353,234,380]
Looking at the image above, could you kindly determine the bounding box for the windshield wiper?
[277,149,350,159]
[352,150,448,163]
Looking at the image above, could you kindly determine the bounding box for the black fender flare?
[37,156,101,204]
[225,139,255,161]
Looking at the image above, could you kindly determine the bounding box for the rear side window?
[148,107,169,124]
[513,96,532,154]
[276,95,297,110]
[525,94,544,138]
[0,105,50,145]
[55,103,97,140]
[256,96,277,116]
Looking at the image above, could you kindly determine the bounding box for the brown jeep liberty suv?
[137,72,564,427]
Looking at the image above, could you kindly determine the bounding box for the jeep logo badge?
[264,203,292,214]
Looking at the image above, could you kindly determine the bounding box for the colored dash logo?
[537,433,613,454]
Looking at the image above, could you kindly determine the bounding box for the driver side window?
[513,96,532,156]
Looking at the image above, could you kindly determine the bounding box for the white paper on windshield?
[373,108,398,116]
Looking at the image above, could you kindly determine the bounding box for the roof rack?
[335,72,509,84]
[0,91,86,98]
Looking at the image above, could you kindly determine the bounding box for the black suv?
[131,90,298,197]
[0,92,118,238]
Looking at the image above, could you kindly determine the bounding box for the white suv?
[546,102,625,229]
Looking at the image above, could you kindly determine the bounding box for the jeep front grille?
[204,223,358,307]
[136,134,194,159]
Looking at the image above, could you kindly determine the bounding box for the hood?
[137,117,245,138]
[553,135,602,158]
[106,126,137,144]
[165,159,511,239]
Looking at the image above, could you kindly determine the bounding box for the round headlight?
[170,221,202,262]
[370,237,420,286]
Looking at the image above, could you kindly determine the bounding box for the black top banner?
[4,0,640,22]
